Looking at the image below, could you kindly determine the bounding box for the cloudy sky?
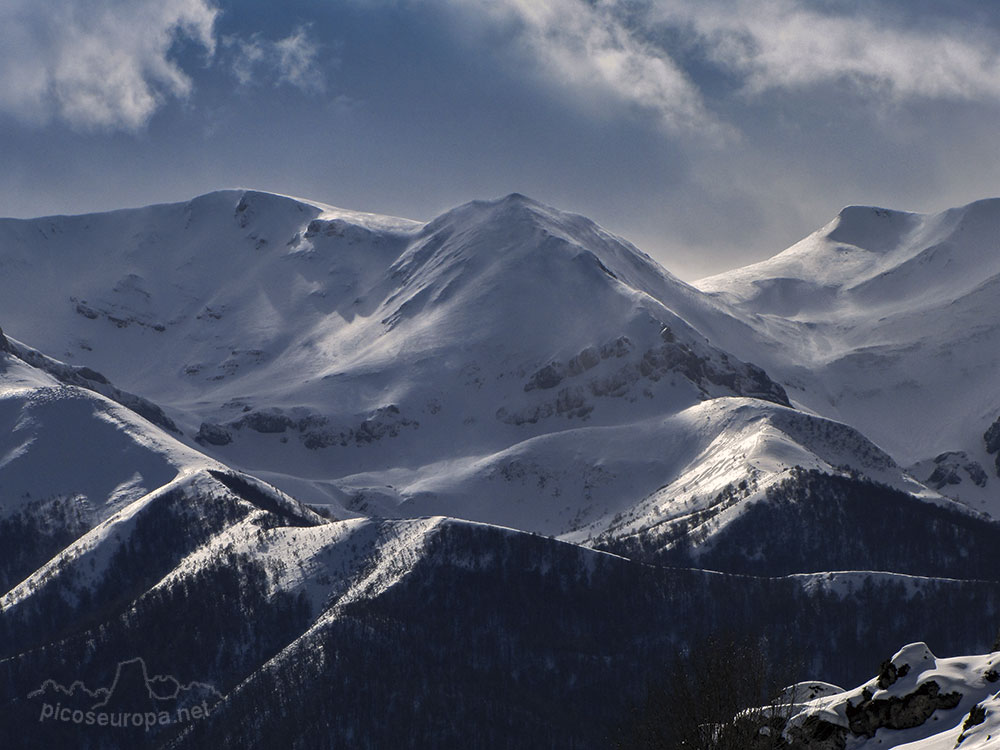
[2,0,999,279]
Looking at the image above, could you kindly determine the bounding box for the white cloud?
[0,3,326,132]
[650,0,1000,102]
[275,27,326,92]
[0,0,218,131]
[229,26,326,94]
[434,0,1000,136]
[6,0,997,137]
[442,0,724,137]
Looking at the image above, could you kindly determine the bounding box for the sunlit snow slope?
[0,189,987,540]
[4,191,1000,749]
[0,190,824,539]
[699,199,1000,514]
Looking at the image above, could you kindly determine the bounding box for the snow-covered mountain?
[698,200,1000,514]
[0,191,817,538]
[0,189,967,546]
[3,189,1000,748]
[0,324,330,596]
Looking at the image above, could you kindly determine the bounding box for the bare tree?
[617,631,800,749]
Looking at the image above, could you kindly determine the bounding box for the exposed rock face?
[523,338,631,393]
[0,326,10,354]
[195,422,233,446]
[505,329,789,426]
[522,330,788,407]
[785,715,847,750]
[986,418,1000,454]
[234,410,296,434]
[963,703,987,730]
[75,366,110,384]
[568,346,601,375]
[986,417,1000,477]
[71,296,166,332]
[300,405,419,448]
[227,405,418,448]
[926,451,989,489]
[524,363,566,391]
[956,703,988,746]
[876,659,910,690]
[496,390,594,425]
[74,301,100,319]
[844,681,962,737]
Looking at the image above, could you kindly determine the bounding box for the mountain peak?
[429,192,553,228]
[824,204,919,253]
[835,204,909,220]
[498,191,532,204]
[190,188,328,214]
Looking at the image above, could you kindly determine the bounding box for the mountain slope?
[4,191,1000,748]
[0,190,797,537]
[0,189,977,543]
[0,330,207,592]
[698,198,1000,515]
[6,503,1000,749]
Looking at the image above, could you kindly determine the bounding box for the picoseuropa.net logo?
[29,657,222,732]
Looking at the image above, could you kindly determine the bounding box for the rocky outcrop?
[496,387,595,425]
[299,405,419,448]
[195,422,233,446]
[524,363,566,391]
[926,451,988,489]
[71,297,166,332]
[961,702,987,732]
[234,410,296,434]
[986,419,1000,454]
[523,326,788,408]
[523,338,630,392]
[985,417,1000,477]
[227,405,418,449]
[508,328,789,426]
[787,683,968,750]
[876,659,910,690]
[785,715,847,750]
[844,681,962,737]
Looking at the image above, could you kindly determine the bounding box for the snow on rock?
[784,643,1000,749]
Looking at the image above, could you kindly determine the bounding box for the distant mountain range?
[2,190,998,748]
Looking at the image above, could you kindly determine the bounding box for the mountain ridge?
[4,189,1000,748]
[696,195,1000,513]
